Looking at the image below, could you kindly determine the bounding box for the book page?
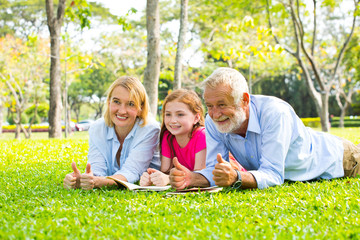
[107,176,171,191]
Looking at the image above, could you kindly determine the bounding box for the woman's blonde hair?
[103,76,149,127]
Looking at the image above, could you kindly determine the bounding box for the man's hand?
[169,157,191,190]
[150,169,170,186]
[80,163,95,190]
[63,162,81,189]
[213,153,237,187]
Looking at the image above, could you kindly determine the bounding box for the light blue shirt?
[198,95,344,189]
[88,116,160,183]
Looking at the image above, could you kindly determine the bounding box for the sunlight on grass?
[0,127,359,239]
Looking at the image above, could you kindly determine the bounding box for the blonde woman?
[63,76,160,190]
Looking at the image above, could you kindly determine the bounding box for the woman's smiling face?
[109,86,140,134]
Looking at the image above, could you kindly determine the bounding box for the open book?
[107,176,171,191]
[166,186,223,196]
[107,176,223,194]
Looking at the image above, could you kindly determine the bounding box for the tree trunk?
[15,124,20,139]
[336,89,353,128]
[320,93,329,132]
[174,0,188,90]
[144,0,161,115]
[14,110,21,139]
[46,0,66,138]
[266,0,358,132]
[5,79,30,139]
[66,105,72,136]
[25,101,39,139]
[339,109,346,128]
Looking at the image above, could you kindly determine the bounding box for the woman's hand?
[80,163,96,190]
[63,162,81,189]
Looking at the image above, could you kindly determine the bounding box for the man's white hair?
[202,67,249,104]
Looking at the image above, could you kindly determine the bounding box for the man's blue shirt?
[198,95,344,189]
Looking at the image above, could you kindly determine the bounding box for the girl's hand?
[140,171,152,186]
[150,171,170,186]
[80,163,95,190]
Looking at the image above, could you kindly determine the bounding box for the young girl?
[140,89,206,187]
[63,76,160,190]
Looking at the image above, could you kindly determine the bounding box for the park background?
[0,0,359,139]
[0,0,360,239]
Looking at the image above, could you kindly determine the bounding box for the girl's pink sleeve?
[194,128,206,153]
[161,131,172,158]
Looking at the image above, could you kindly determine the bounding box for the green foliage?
[24,103,49,119]
[252,69,318,117]
[330,116,360,128]
[0,0,46,38]
[117,8,137,31]
[7,113,28,125]
[352,102,360,115]
[65,0,92,30]
[78,66,114,99]
[301,117,321,128]
[342,29,360,83]
[0,129,359,238]
[28,114,41,124]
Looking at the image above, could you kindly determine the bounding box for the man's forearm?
[189,172,210,188]
[240,172,258,189]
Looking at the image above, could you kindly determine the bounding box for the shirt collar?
[106,118,140,142]
[247,97,261,135]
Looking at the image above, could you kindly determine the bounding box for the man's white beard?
[214,108,246,133]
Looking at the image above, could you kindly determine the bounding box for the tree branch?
[311,0,317,55]
[266,0,296,56]
[289,0,324,90]
[332,0,359,81]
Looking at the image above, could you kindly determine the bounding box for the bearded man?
[169,67,360,190]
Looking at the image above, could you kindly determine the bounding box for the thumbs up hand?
[169,157,191,190]
[63,162,82,189]
[80,163,95,190]
[213,153,237,187]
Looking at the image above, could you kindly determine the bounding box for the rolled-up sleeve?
[250,109,293,189]
[88,137,109,176]
[114,123,160,183]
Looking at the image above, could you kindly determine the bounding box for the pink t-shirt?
[161,127,206,171]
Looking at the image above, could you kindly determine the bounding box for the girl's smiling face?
[164,100,200,138]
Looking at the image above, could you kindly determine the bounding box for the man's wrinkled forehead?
[204,84,234,104]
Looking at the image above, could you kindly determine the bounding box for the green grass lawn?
[0,128,359,239]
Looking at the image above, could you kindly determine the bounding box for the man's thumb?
[217,153,226,163]
[85,163,92,174]
[173,157,187,171]
[71,162,81,175]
